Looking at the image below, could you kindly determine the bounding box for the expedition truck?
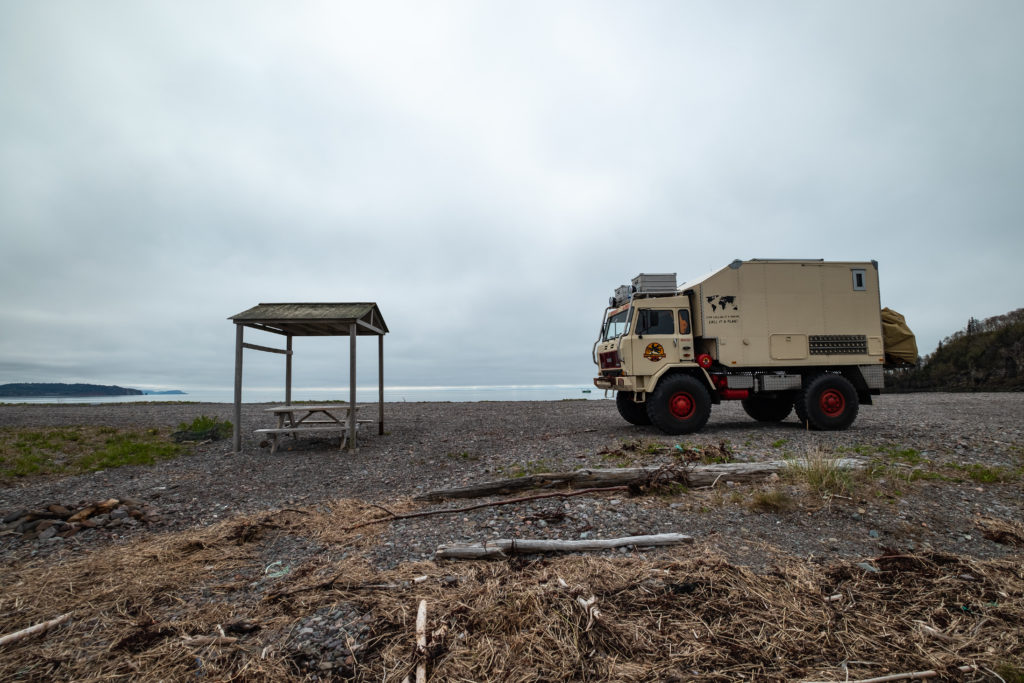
[593,259,917,434]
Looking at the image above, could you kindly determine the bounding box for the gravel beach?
[2,393,1022,569]
[2,393,1023,681]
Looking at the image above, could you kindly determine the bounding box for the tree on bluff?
[886,308,1024,392]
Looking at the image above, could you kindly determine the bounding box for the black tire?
[741,394,794,422]
[647,374,711,435]
[797,374,859,430]
[616,391,652,426]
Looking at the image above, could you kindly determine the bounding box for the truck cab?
[596,295,696,394]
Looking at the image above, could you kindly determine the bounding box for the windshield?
[603,308,632,341]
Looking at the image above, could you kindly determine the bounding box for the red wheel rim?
[819,389,845,417]
[669,392,695,419]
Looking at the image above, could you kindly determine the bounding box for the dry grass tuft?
[976,516,1024,547]
[1,500,1022,681]
[749,487,795,513]
[786,446,854,497]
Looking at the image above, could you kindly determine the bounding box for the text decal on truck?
[705,294,740,325]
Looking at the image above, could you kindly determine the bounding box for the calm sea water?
[0,384,608,405]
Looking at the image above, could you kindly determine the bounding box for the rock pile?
[0,497,161,543]
[285,603,373,676]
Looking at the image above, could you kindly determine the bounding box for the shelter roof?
[229,302,388,336]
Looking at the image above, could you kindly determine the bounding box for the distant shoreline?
[0,382,184,399]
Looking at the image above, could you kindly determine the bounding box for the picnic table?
[254,404,371,454]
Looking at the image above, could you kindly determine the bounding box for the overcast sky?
[2,1,1022,394]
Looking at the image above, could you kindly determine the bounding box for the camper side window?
[852,269,867,291]
[678,310,691,335]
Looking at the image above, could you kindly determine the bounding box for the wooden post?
[378,334,384,435]
[233,323,243,454]
[285,335,293,405]
[349,322,357,451]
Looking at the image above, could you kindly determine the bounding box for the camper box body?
[685,259,884,369]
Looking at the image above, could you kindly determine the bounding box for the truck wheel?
[741,395,793,422]
[616,391,652,426]
[647,375,711,435]
[799,374,859,430]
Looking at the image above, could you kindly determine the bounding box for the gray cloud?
[2,2,1022,393]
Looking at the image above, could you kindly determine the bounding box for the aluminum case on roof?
[631,273,677,295]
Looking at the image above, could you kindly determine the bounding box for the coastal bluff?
[0,383,144,398]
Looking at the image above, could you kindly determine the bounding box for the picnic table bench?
[255,404,372,454]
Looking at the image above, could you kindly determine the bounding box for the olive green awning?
[881,307,918,366]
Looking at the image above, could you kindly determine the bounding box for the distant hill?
[0,383,144,398]
[886,308,1024,392]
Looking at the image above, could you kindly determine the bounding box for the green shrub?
[175,416,232,440]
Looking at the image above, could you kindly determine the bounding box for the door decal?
[643,342,666,361]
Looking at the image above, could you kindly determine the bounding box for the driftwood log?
[0,613,72,648]
[416,460,864,501]
[435,532,693,560]
[415,600,427,683]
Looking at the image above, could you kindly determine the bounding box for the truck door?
[632,308,679,374]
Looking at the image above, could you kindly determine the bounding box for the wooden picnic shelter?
[228,302,388,454]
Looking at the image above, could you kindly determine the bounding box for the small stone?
[869,530,880,539]
[2,510,28,524]
[38,526,57,541]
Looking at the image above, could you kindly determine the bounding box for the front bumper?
[594,375,639,392]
